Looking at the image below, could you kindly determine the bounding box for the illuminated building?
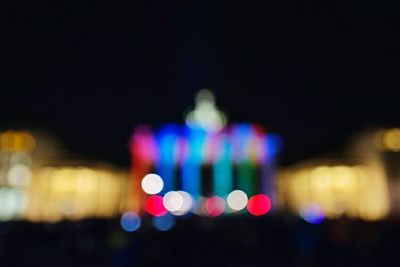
[276,128,400,222]
[366,128,400,216]
[130,90,281,217]
[278,162,390,221]
[26,165,131,222]
[0,129,132,222]
[4,118,399,226]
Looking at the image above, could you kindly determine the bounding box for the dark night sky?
[1,1,399,166]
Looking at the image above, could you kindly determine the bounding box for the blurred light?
[7,164,32,186]
[157,125,179,194]
[163,191,184,212]
[300,204,325,224]
[120,211,141,232]
[141,173,164,195]
[0,131,36,152]
[278,164,389,221]
[144,195,167,217]
[227,190,248,211]
[170,191,193,216]
[130,127,158,164]
[185,89,227,132]
[192,196,207,216]
[153,213,175,231]
[0,188,27,221]
[247,194,271,216]
[10,152,31,166]
[24,167,130,222]
[205,196,225,216]
[130,91,281,217]
[381,128,400,151]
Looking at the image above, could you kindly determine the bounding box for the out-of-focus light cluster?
[0,131,36,152]
[144,195,167,217]
[227,190,248,211]
[300,203,325,224]
[141,173,163,195]
[204,196,226,217]
[153,213,175,231]
[163,191,193,216]
[25,167,130,222]
[142,173,272,217]
[0,187,27,221]
[120,211,141,232]
[278,165,390,221]
[247,194,271,216]
[127,171,273,230]
[130,90,281,220]
[375,128,400,152]
[185,89,227,132]
[0,130,35,221]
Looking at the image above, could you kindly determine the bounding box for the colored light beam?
[213,134,232,197]
[157,125,179,194]
[181,127,205,198]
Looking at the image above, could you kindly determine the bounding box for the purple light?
[300,204,325,224]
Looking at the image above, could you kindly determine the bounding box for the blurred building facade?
[0,130,131,222]
[277,128,400,221]
[130,90,281,217]
[3,125,400,224]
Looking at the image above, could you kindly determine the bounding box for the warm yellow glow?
[376,128,400,152]
[7,164,32,186]
[278,164,390,221]
[0,130,36,152]
[24,167,131,222]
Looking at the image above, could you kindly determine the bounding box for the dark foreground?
[1,215,399,266]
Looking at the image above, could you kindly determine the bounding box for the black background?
[1,1,399,166]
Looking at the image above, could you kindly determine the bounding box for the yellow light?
[0,131,36,152]
[277,164,390,221]
[382,128,400,151]
[24,166,131,222]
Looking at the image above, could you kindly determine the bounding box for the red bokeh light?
[247,194,271,216]
[205,196,225,217]
[144,195,167,217]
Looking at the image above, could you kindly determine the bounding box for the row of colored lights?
[120,173,272,232]
[120,196,325,232]
[131,124,281,166]
[142,192,271,217]
[142,173,271,216]
[130,124,280,211]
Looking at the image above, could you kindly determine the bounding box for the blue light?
[157,125,179,194]
[300,204,325,224]
[153,213,175,231]
[266,134,282,160]
[231,124,252,163]
[120,212,141,232]
[181,127,205,197]
[213,137,232,197]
